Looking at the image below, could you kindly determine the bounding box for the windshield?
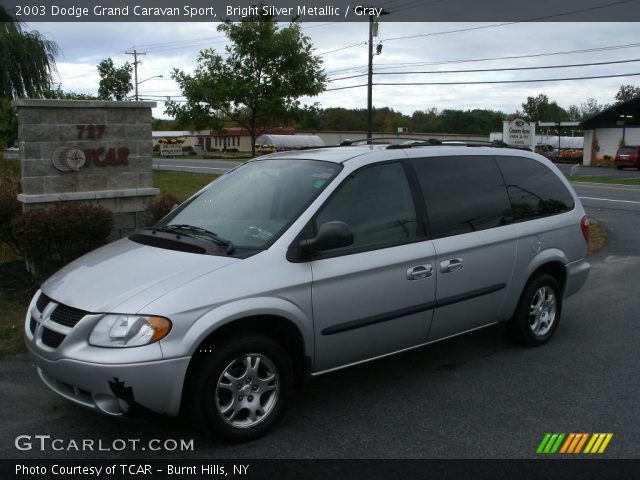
[157,159,341,250]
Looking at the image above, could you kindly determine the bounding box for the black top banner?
[2,0,640,22]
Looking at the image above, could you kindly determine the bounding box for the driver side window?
[315,162,418,252]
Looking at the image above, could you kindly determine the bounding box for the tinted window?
[496,156,575,221]
[315,162,418,250]
[411,156,511,238]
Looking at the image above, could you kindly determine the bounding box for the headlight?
[89,314,172,348]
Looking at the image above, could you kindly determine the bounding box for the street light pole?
[134,75,164,101]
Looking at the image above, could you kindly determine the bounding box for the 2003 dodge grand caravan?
[25,141,590,441]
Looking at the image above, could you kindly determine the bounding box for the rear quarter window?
[495,156,575,221]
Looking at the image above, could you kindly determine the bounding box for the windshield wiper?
[150,224,235,254]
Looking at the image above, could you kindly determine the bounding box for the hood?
[42,238,239,313]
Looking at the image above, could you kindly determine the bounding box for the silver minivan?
[25,143,591,441]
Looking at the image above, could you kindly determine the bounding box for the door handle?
[440,258,463,273]
[406,264,433,280]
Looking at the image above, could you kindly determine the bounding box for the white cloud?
[27,21,640,118]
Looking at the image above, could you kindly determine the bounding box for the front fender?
[173,296,313,361]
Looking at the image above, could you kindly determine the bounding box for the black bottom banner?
[3,459,640,480]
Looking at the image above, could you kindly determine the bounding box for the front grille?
[50,304,87,328]
[36,292,51,312]
[41,327,65,348]
[29,316,36,334]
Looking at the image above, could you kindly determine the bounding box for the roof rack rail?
[387,139,533,150]
[337,137,530,150]
[339,136,441,146]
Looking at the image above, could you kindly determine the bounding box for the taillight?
[580,215,590,244]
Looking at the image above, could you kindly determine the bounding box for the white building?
[581,97,640,166]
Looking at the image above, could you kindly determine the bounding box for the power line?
[327,57,640,82]
[129,22,333,54]
[323,41,640,76]
[325,71,640,91]
[383,0,636,43]
[319,1,638,63]
[318,42,368,56]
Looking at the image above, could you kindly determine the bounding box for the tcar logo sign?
[52,147,86,172]
[50,124,130,172]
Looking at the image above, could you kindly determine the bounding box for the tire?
[509,274,562,347]
[186,334,293,442]
[616,166,623,170]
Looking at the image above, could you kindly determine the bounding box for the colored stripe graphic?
[584,433,614,454]
[537,433,565,454]
[538,433,613,454]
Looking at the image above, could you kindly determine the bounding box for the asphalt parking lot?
[1,179,639,460]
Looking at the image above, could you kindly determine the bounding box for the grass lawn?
[569,176,640,186]
[153,171,219,201]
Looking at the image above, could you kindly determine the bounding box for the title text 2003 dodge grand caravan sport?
[25,142,590,441]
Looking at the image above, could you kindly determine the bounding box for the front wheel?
[509,274,562,346]
[186,335,293,442]
[616,165,623,170]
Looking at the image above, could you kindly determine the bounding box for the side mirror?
[300,221,353,254]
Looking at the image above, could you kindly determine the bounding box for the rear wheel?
[186,334,293,442]
[509,274,562,346]
[616,165,623,170]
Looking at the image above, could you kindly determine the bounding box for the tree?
[411,108,440,132]
[166,15,326,156]
[521,94,569,122]
[567,104,581,121]
[43,86,98,100]
[542,102,569,122]
[614,84,640,104]
[522,94,549,122]
[0,97,18,147]
[0,6,59,99]
[97,58,133,100]
[580,97,605,118]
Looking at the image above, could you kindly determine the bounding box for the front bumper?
[28,346,190,417]
[25,289,191,417]
[564,258,591,298]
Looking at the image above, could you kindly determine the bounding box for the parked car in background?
[535,144,559,161]
[615,145,640,170]
[25,140,591,442]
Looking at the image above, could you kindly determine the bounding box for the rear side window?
[411,156,512,238]
[495,156,575,221]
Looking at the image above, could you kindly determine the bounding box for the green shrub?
[0,156,21,255]
[143,192,180,226]
[12,203,114,277]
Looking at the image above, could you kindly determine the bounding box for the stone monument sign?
[13,99,159,238]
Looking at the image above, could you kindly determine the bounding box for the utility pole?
[366,9,389,143]
[367,14,374,142]
[125,48,146,101]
